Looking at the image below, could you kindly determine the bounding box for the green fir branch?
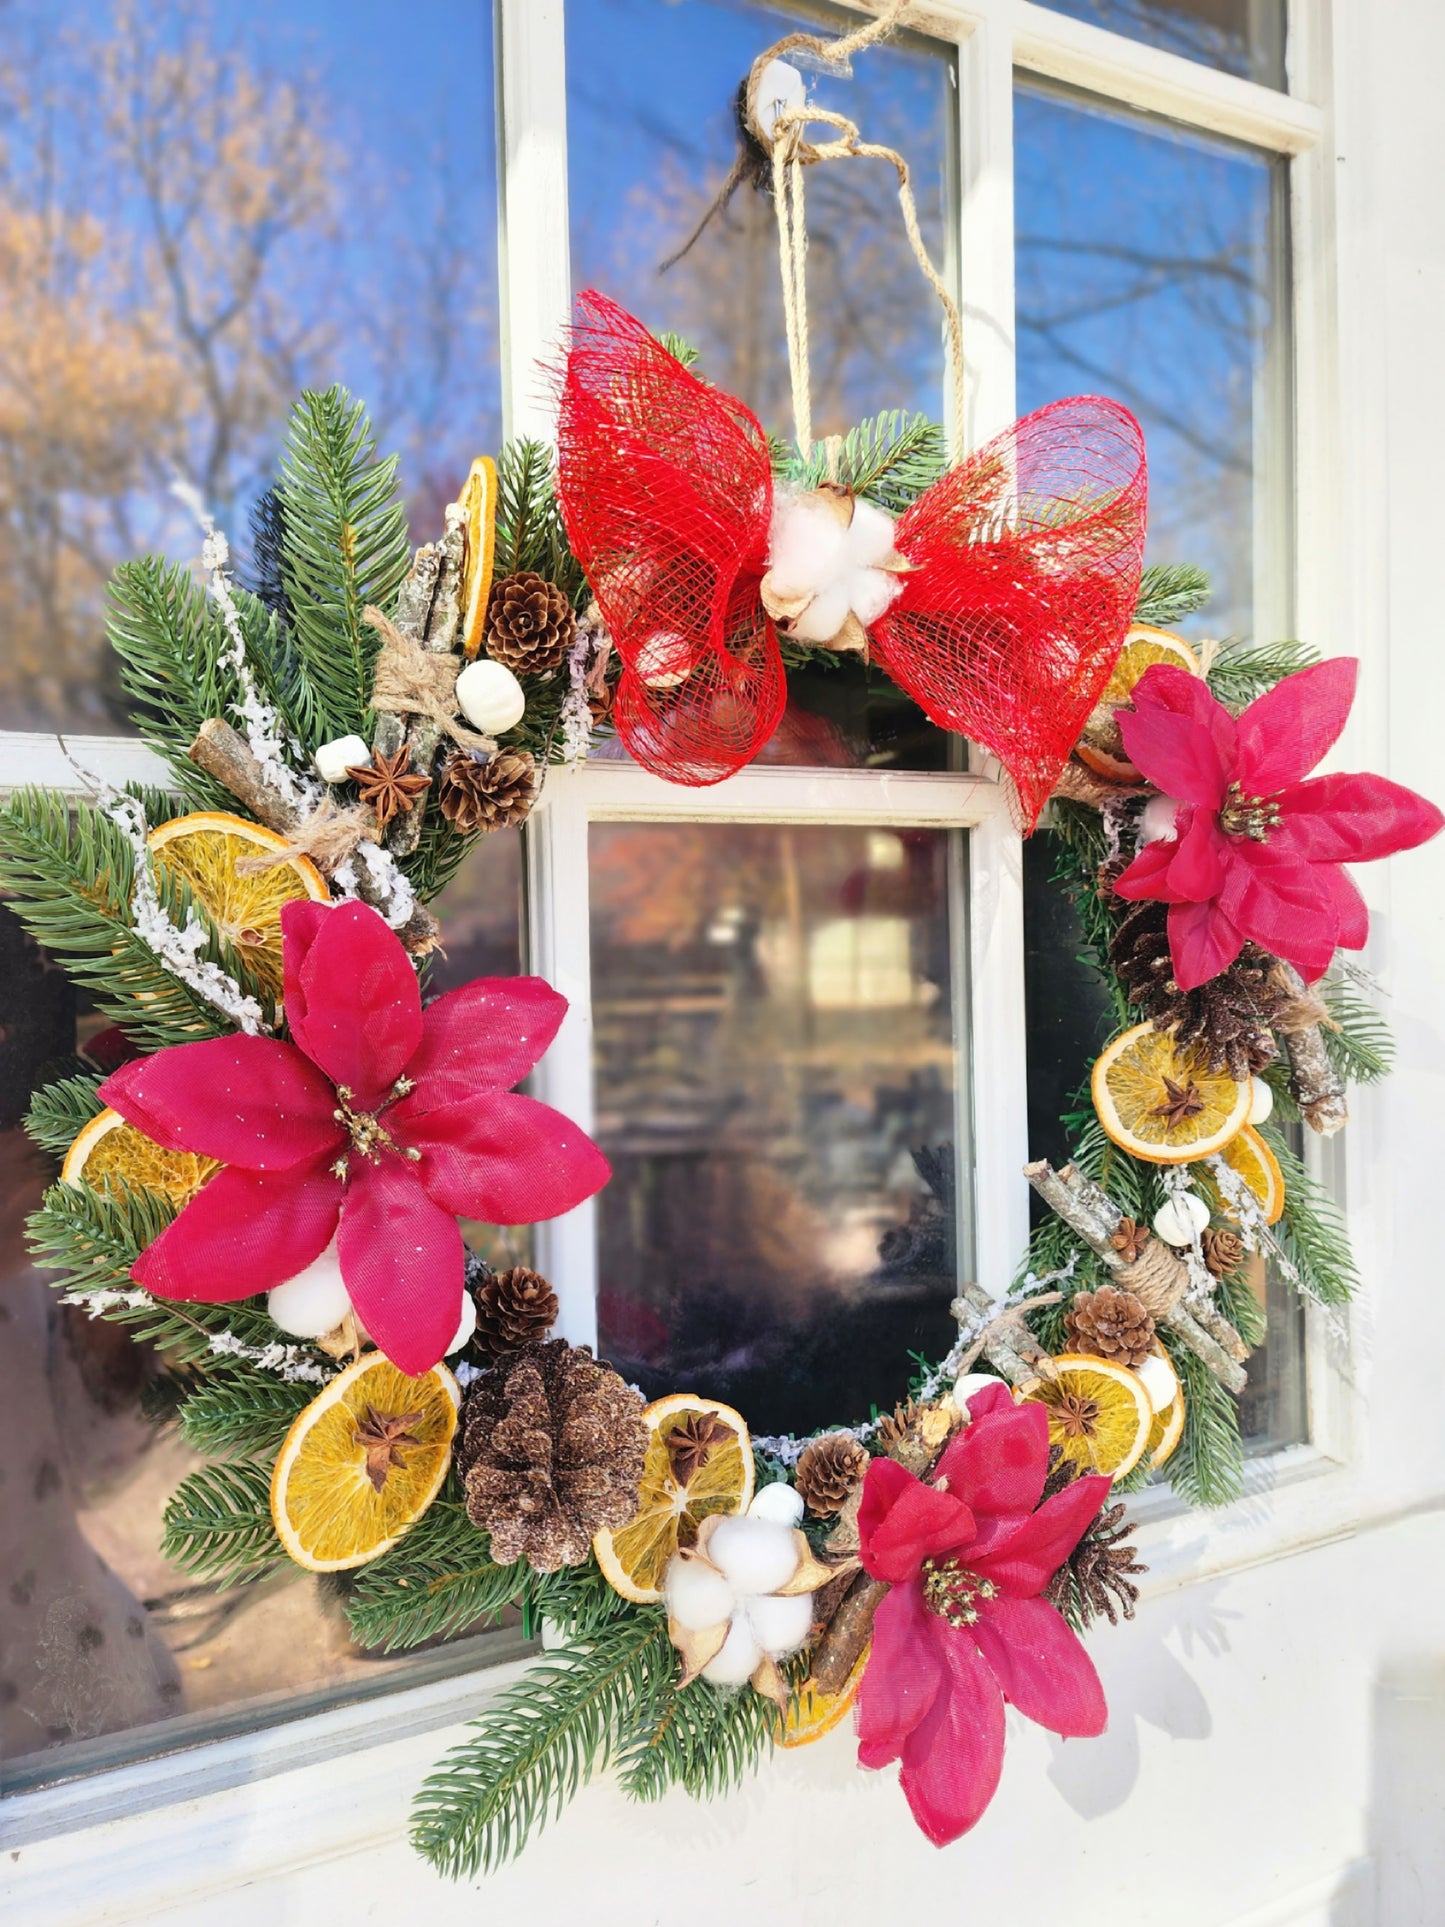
[177,1372,314,1460]
[1166,1345,1244,1506]
[410,1612,675,1879]
[1268,1133,1359,1306]
[525,1556,637,1641]
[616,1673,782,1804]
[347,1499,524,1653]
[25,1072,106,1158]
[658,330,701,370]
[161,1460,289,1587]
[1133,561,1211,628]
[277,386,411,745]
[782,410,948,515]
[1319,974,1394,1085]
[493,438,585,601]
[1206,637,1320,710]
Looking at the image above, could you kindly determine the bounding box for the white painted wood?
[0,731,169,798]
[495,0,571,439]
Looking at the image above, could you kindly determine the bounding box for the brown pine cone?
[1043,1477,1147,1629]
[1109,898,1281,1079]
[1065,1286,1156,1369]
[485,571,576,675]
[1201,1226,1247,1278]
[795,1433,869,1516]
[438,749,537,835]
[472,1266,559,1357]
[458,1340,646,1571]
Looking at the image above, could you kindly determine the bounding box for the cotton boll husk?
[267,1238,352,1338]
[744,1590,815,1658]
[446,1292,477,1356]
[748,1482,805,1527]
[664,1552,736,1632]
[788,581,853,644]
[705,1514,801,1595]
[700,1614,763,1687]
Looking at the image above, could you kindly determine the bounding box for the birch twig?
[1271,960,1348,1136]
[388,505,467,857]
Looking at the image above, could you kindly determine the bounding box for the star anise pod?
[346,744,431,830]
[1152,1076,1205,1129]
[666,1411,734,1484]
[1109,1217,1151,1263]
[353,1403,424,1492]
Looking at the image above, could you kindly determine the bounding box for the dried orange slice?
[783,1642,870,1749]
[593,1393,754,1604]
[62,1106,218,1208]
[1208,1124,1286,1225]
[1092,1023,1251,1164]
[146,812,328,1002]
[456,455,498,659]
[270,1353,459,1572]
[1017,1355,1153,1480]
[1078,626,1202,783]
[1137,1348,1185,1471]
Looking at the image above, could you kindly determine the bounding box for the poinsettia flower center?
[330,1075,421,1178]
[1218,779,1283,843]
[920,1554,997,1630]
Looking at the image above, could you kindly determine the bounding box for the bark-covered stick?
[389,506,467,857]
[951,1279,1043,1386]
[1272,961,1348,1136]
[809,1572,890,1696]
[373,544,442,763]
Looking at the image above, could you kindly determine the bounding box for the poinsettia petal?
[858,1457,978,1585]
[338,1154,464,1376]
[1165,807,1228,901]
[280,897,332,1046]
[1113,833,1192,904]
[971,1592,1107,1737]
[1167,898,1246,991]
[894,1627,1007,1846]
[1275,772,1445,863]
[284,899,422,1107]
[931,1397,1049,1520]
[100,1037,343,1170]
[1218,839,1338,981]
[970,1472,1111,1597]
[855,1580,947,1767]
[404,977,571,1111]
[132,1156,342,1298]
[1235,657,1356,794]
[1117,667,1234,808]
[397,1092,611,1225]
[1315,862,1369,950]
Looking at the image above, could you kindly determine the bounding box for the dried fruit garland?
[2,316,1437,1876]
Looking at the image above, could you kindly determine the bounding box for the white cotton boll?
[1135,1352,1178,1413]
[1152,1192,1210,1247]
[267,1238,352,1338]
[1140,795,1182,844]
[455,658,525,734]
[313,734,372,784]
[768,494,851,594]
[705,1514,801,1596]
[744,1590,815,1659]
[748,1482,806,1527]
[845,497,901,571]
[446,1292,477,1356]
[789,581,852,644]
[1248,1077,1274,1126]
[950,1371,1002,1418]
[664,1553,736,1632]
[701,1614,764,1687]
[848,563,904,630]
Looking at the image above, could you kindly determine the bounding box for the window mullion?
[495,0,572,442]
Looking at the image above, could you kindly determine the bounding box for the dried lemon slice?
[146,811,328,1002]
[593,1393,753,1604]
[1077,625,1202,783]
[1207,1124,1286,1225]
[1092,1022,1251,1164]
[783,1643,869,1749]
[270,1354,459,1572]
[456,455,498,659]
[62,1106,218,1209]
[1017,1355,1153,1480]
[1142,1350,1186,1472]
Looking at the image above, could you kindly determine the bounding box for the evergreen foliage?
[1320,973,1394,1084]
[786,410,949,514]
[1133,561,1211,627]
[1168,1345,1245,1507]
[616,1670,783,1803]
[24,1071,106,1157]
[346,1499,523,1652]
[178,1372,314,1460]
[1268,1134,1359,1306]
[161,1460,291,1587]
[493,438,585,603]
[1206,636,1320,709]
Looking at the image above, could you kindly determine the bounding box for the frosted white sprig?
[1160,1164,1220,1305]
[107,792,269,1034]
[558,627,595,768]
[206,1329,333,1385]
[331,838,419,931]
[62,1288,153,1317]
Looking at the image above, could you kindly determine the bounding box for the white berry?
[313,734,371,784]
[950,1372,1002,1418]
[267,1239,352,1337]
[1248,1077,1274,1125]
[1135,1351,1178,1412]
[1152,1193,1210,1247]
[455,658,526,734]
[446,1291,477,1356]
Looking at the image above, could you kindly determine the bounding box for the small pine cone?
[1201,1226,1247,1278]
[485,570,576,675]
[1109,898,1281,1079]
[1065,1286,1156,1369]
[438,749,537,835]
[795,1433,869,1516]
[472,1266,560,1357]
[458,1339,647,1571]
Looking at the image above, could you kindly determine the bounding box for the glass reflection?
[1037,0,1286,88]
[590,822,965,1435]
[0,0,501,737]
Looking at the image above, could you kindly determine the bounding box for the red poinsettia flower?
[855,1382,1110,1846]
[99,900,609,1375]
[1113,659,1442,992]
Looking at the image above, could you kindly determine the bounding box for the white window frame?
[2,0,1370,1884]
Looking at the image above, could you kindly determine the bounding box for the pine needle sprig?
[410,1612,675,1879]
[1268,1134,1359,1306]
[1319,974,1395,1085]
[347,1499,524,1653]
[1133,561,1211,627]
[784,410,948,514]
[177,1372,314,1460]
[1168,1344,1245,1507]
[525,1557,637,1641]
[658,330,702,370]
[276,386,411,746]
[616,1672,782,1804]
[25,1072,106,1158]
[161,1460,290,1587]
[492,437,587,606]
[1206,637,1320,709]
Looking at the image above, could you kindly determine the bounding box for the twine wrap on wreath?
[233,796,377,879]
[1113,1237,1190,1320]
[364,606,498,756]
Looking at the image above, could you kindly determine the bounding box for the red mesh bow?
[556,293,1148,823]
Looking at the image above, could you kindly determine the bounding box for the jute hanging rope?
[740,0,967,461]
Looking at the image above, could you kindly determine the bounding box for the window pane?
[1015,88,1290,641]
[0,826,525,1791]
[0,0,501,737]
[590,822,966,1435]
[566,0,957,769]
[1034,1,1286,88]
